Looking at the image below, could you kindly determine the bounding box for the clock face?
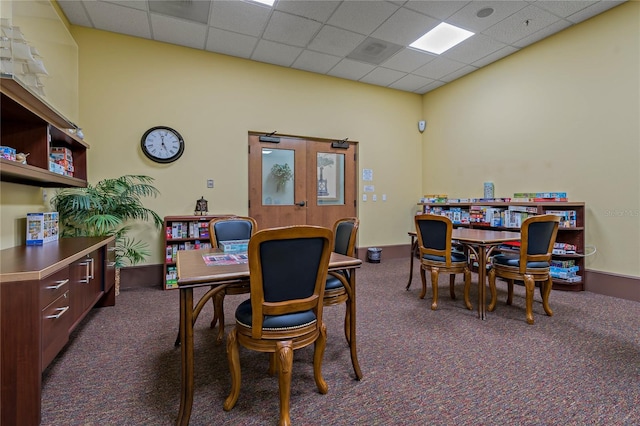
[141,126,184,163]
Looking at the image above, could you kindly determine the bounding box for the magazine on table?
[202,253,248,266]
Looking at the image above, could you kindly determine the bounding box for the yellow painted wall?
[421,2,640,277]
[64,27,423,264]
[1,1,638,281]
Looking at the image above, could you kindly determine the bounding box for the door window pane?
[317,152,344,206]
[262,148,294,205]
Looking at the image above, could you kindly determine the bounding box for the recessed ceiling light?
[477,7,494,18]
[409,23,474,55]
[249,0,275,6]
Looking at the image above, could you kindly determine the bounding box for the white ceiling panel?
[151,15,207,50]
[54,0,626,94]
[251,39,302,67]
[292,50,341,74]
[205,28,257,58]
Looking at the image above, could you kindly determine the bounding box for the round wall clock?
[140,126,185,163]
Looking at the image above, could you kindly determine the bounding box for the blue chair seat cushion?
[325,273,346,290]
[493,254,549,269]
[235,299,317,330]
[422,251,467,263]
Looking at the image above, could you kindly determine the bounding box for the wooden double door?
[248,133,357,231]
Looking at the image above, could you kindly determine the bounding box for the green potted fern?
[51,175,163,293]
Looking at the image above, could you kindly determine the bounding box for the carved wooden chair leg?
[506,280,514,305]
[276,341,293,426]
[269,353,277,376]
[524,275,535,325]
[488,268,497,312]
[223,329,241,411]
[449,274,456,300]
[419,267,427,299]
[542,277,554,316]
[313,323,328,394]
[430,268,439,310]
[463,268,473,310]
[210,290,224,329]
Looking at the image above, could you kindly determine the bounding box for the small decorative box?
[220,239,249,253]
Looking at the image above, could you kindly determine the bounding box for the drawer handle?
[45,305,69,319]
[45,279,69,290]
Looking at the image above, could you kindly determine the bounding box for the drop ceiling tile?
[102,1,148,12]
[482,4,562,45]
[251,39,302,67]
[403,0,470,21]
[210,0,272,38]
[381,48,436,73]
[307,26,366,57]
[83,0,151,39]
[471,45,518,68]
[57,1,93,27]
[534,1,598,19]
[262,11,322,47]
[371,7,439,46]
[513,19,572,48]
[327,58,376,81]
[151,15,207,49]
[389,73,435,92]
[440,64,477,82]
[447,1,529,33]
[205,28,257,58]
[148,0,210,24]
[327,1,400,35]
[565,0,625,23]
[415,79,446,94]
[442,33,507,64]
[413,56,466,80]
[292,50,341,74]
[359,66,405,87]
[275,0,341,22]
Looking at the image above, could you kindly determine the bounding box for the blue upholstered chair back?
[259,237,327,303]
[417,219,447,251]
[526,221,557,255]
[213,218,255,246]
[334,221,355,256]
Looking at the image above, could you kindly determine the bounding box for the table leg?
[177,288,194,426]
[476,246,487,320]
[406,235,417,290]
[349,269,363,380]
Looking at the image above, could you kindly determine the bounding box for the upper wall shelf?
[1,76,88,188]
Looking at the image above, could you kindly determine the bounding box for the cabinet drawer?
[40,266,70,308]
[41,290,71,371]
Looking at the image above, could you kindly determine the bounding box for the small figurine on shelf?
[194,196,208,215]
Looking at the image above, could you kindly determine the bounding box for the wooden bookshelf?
[418,201,586,291]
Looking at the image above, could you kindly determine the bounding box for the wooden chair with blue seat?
[488,214,560,325]
[414,214,472,311]
[223,225,333,426]
[208,216,258,341]
[323,217,361,379]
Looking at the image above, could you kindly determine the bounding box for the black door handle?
[295,201,306,207]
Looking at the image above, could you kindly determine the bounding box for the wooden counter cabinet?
[0,236,115,425]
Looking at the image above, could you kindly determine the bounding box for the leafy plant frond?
[51,175,162,266]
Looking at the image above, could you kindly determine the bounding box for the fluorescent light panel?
[249,0,275,6]
[410,22,474,55]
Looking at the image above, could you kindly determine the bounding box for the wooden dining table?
[407,227,520,320]
[174,248,363,426]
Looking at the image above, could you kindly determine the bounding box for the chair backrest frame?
[333,217,359,257]
[518,214,561,273]
[209,216,258,248]
[414,214,454,267]
[247,225,333,339]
